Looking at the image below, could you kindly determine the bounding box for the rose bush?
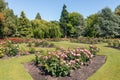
[5,41,19,56]
[35,45,99,77]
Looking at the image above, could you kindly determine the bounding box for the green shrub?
[0,46,5,58]
[107,40,113,46]
[113,40,119,47]
[119,40,120,47]
[49,43,55,47]
[70,37,105,44]
[37,55,71,77]
[29,47,36,54]
[5,41,19,56]
[89,45,99,56]
[28,42,33,47]
[41,41,49,47]
[81,53,90,63]
[34,41,40,47]
[47,38,69,42]
[34,41,55,48]
[108,39,120,48]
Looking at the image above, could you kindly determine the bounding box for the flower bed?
[25,55,106,80]
[46,38,70,42]
[35,45,99,77]
[7,37,30,44]
[0,40,35,58]
[0,37,30,44]
[0,40,19,58]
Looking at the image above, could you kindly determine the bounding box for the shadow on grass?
[104,46,120,50]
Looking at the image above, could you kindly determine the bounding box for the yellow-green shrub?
[0,46,5,58]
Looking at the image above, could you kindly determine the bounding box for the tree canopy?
[0,0,120,39]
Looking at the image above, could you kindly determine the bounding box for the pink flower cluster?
[39,46,96,69]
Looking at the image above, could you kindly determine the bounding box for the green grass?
[18,43,55,52]
[0,55,34,80]
[0,41,120,80]
[51,41,88,48]
[88,43,120,80]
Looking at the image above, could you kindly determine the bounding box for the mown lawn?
[0,55,34,80]
[0,41,120,80]
[88,43,120,80]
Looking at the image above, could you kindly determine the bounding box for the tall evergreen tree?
[35,12,41,20]
[0,0,7,12]
[17,11,33,37]
[60,4,69,38]
[0,12,4,38]
[0,0,7,38]
[3,8,17,37]
[115,5,120,16]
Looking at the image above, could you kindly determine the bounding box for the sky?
[5,0,120,21]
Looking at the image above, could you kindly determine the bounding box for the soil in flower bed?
[24,55,106,80]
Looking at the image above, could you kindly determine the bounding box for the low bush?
[0,46,5,58]
[34,41,55,48]
[49,43,55,47]
[107,39,113,46]
[28,42,35,47]
[34,41,40,47]
[89,45,99,55]
[70,37,105,44]
[29,47,36,54]
[35,45,99,77]
[5,41,19,56]
[40,41,49,47]
[47,38,70,42]
[107,39,120,48]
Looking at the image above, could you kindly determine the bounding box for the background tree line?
[0,0,120,39]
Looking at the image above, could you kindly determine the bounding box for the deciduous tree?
[97,7,120,38]
[84,14,99,37]
[68,12,85,37]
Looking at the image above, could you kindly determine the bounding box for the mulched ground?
[24,55,106,80]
